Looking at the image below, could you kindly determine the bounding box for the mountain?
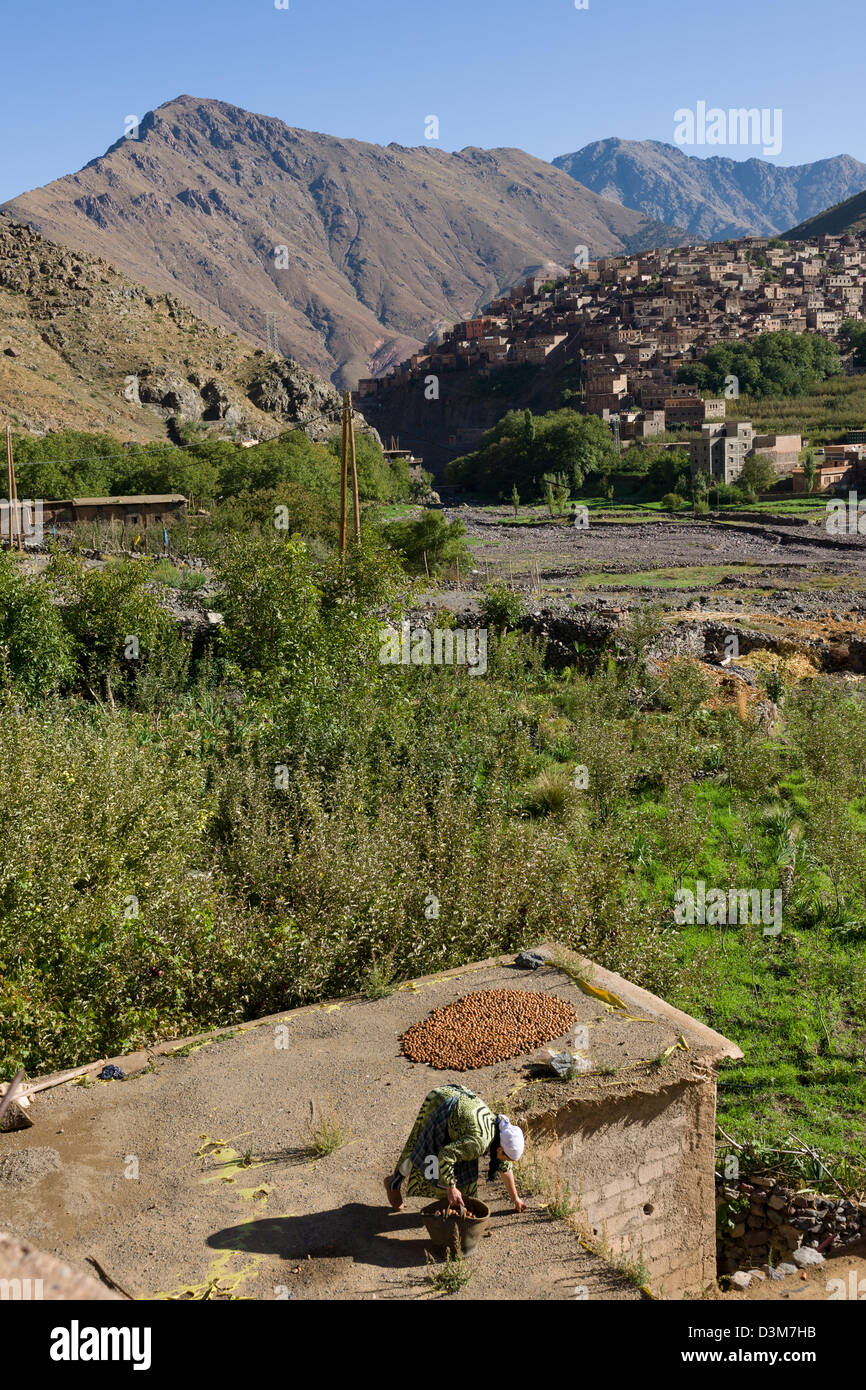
[553,139,866,241]
[2,96,682,389]
[782,187,866,240]
[0,212,373,443]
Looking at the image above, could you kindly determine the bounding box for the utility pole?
[347,391,361,545]
[6,425,21,553]
[339,392,349,564]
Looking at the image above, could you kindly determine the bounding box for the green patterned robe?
[395,1084,513,1198]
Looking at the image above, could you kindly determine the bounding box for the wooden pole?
[5,426,12,550]
[339,392,348,565]
[11,432,22,554]
[348,392,361,545]
[6,426,19,552]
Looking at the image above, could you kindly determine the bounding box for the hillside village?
[360,230,866,489]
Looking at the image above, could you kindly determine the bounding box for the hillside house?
[752,433,803,476]
[42,495,187,529]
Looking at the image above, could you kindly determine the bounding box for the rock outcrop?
[0,213,377,444]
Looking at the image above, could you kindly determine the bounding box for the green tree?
[641,447,690,500]
[802,448,817,495]
[448,408,618,499]
[383,511,470,575]
[0,555,75,698]
[842,319,866,369]
[737,454,778,496]
[679,332,841,399]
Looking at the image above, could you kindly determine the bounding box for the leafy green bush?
[479,582,524,631]
[657,657,715,718]
[0,555,75,697]
[46,553,184,702]
[383,512,470,574]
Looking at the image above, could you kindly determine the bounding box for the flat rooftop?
[0,950,739,1301]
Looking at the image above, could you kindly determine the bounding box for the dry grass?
[304,1100,349,1158]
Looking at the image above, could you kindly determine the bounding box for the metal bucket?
[421,1197,490,1255]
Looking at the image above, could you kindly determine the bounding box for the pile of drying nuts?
[401,989,578,1070]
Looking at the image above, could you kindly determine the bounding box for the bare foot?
[384,1176,405,1211]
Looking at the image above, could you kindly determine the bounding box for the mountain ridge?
[2,96,684,387]
[553,138,866,240]
[782,187,866,240]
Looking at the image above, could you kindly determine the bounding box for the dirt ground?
[3,955,683,1302]
[444,509,866,593]
[703,1248,866,1303]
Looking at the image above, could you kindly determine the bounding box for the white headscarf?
[498,1115,525,1162]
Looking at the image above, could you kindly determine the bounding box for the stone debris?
[792,1246,825,1268]
[514,950,548,970]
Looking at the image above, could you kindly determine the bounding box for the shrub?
[0,555,75,698]
[45,553,183,702]
[383,512,470,574]
[657,657,715,718]
[479,582,524,631]
[521,768,576,819]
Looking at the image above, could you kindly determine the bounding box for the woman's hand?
[447,1184,463,1208]
[501,1169,526,1212]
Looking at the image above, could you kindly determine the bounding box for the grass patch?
[304,1101,349,1158]
[427,1249,472,1295]
[359,954,396,1000]
[572,565,763,591]
[542,1177,576,1221]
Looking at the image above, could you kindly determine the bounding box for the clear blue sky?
[3,0,864,203]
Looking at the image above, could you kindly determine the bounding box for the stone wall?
[716,1175,866,1272]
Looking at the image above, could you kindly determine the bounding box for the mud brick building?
[42,494,187,529]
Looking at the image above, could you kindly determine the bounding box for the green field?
[571,565,763,590]
[1,478,864,1199]
[728,372,866,443]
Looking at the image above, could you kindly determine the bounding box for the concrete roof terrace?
[0,948,741,1301]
